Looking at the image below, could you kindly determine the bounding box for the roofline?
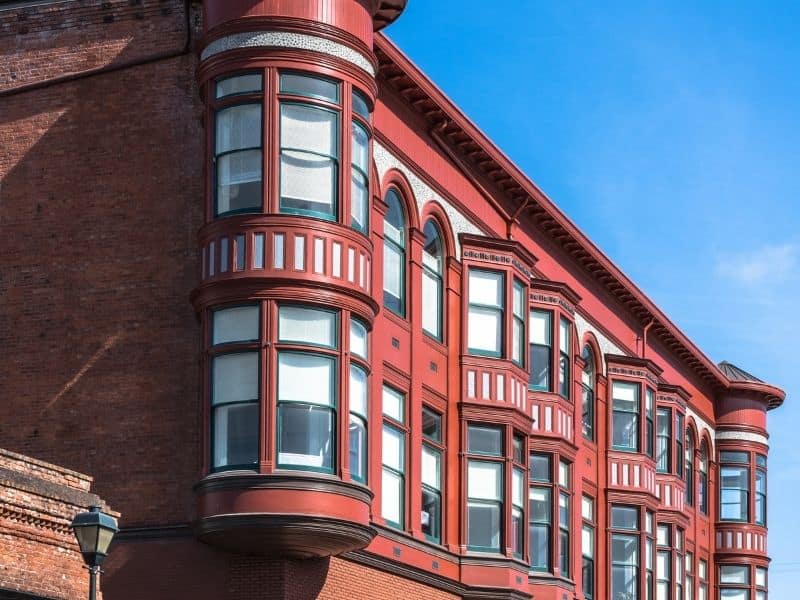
[374,33,785,407]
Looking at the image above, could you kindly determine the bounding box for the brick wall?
[0,0,188,92]
[0,51,204,528]
[0,448,113,600]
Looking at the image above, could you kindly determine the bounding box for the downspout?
[430,120,515,238]
[641,318,655,359]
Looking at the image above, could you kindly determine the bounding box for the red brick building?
[0,1,783,599]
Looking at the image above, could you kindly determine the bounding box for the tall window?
[529,310,552,390]
[511,436,526,559]
[675,414,684,478]
[382,385,406,528]
[698,559,708,600]
[685,429,695,507]
[558,460,571,577]
[279,73,339,220]
[656,408,672,473]
[611,505,640,600]
[755,454,767,526]
[582,495,595,600]
[214,74,263,216]
[645,388,655,458]
[276,305,338,473]
[512,280,526,366]
[719,565,750,600]
[612,381,640,452]
[558,318,571,399]
[466,424,504,551]
[421,407,443,543]
[349,318,368,483]
[467,270,505,357]
[581,345,595,440]
[699,442,709,515]
[383,190,406,316]
[656,524,671,600]
[685,552,694,600]
[755,566,768,600]
[422,220,444,340]
[529,453,552,572]
[351,89,370,233]
[720,451,749,522]
[209,305,260,470]
[645,511,655,600]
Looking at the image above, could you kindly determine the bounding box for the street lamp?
[70,505,118,600]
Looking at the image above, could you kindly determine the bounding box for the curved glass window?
[699,442,709,515]
[215,103,262,215]
[581,345,595,440]
[422,220,444,339]
[351,120,370,232]
[685,429,695,506]
[383,190,406,316]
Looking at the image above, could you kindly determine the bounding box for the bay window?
[582,495,595,599]
[529,310,552,390]
[349,364,368,483]
[581,345,595,440]
[214,74,263,216]
[755,454,767,526]
[612,381,640,452]
[755,567,767,600]
[276,306,338,472]
[558,460,571,576]
[656,408,671,473]
[558,317,571,399]
[646,388,655,458]
[382,385,406,528]
[529,453,552,572]
[383,190,406,316]
[467,269,505,357]
[720,451,749,522]
[421,407,443,543]
[210,305,261,470]
[466,424,503,552]
[611,505,640,600]
[422,220,444,340]
[279,73,339,220]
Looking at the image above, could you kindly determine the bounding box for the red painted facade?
[0,1,783,599]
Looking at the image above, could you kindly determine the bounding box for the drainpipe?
[641,319,654,358]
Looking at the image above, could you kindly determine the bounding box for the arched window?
[581,345,595,440]
[699,441,709,515]
[685,429,695,506]
[422,219,444,340]
[383,190,406,316]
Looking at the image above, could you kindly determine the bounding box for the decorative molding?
[686,406,716,452]
[373,141,481,257]
[201,31,375,76]
[574,311,625,376]
[715,430,768,448]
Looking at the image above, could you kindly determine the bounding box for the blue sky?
[390,1,799,593]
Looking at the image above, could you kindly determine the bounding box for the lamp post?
[70,505,118,600]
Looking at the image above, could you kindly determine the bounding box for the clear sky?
[389,1,799,594]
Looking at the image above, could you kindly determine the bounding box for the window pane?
[470,270,503,307]
[530,343,551,390]
[216,73,263,98]
[352,89,370,118]
[422,407,442,442]
[351,169,369,231]
[421,486,441,541]
[422,270,441,337]
[529,487,551,522]
[720,592,749,600]
[613,381,640,407]
[278,403,333,469]
[467,424,503,455]
[611,506,639,530]
[755,567,767,586]
[613,534,639,565]
[513,281,525,317]
[468,501,501,550]
[559,492,570,526]
[529,522,550,570]
[721,451,749,463]
[512,318,523,363]
[559,317,570,353]
[382,425,405,471]
[582,525,594,556]
[582,495,594,520]
[467,461,502,500]
[530,310,551,344]
[349,365,367,417]
[280,72,339,102]
[382,386,404,422]
[216,104,261,153]
[559,460,571,488]
[349,415,367,482]
[383,241,404,312]
[213,306,259,345]
[529,453,552,482]
[217,149,262,213]
[280,150,336,215]
[468,305,502,353]
[512,468,524,506]
[212,353,259,404]
[720,565,749,584]
[657,524,670,546]
[213,402,258,468]
[278,305,336,346]
[422,445,441,489]
[277,353,334,406]
[384,192,406,245]
[351,120,369,172]
[382,468,403,525]
[613,411,639,451]
[350,318,368,358]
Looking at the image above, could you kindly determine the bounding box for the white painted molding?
[715,430,768,448]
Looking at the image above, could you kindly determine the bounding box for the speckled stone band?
[201,31,376,76]
[716,430,769,448]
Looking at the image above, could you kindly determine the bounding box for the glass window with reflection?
[467,270,504,357]
[422,220,444,340]
[611,505,640,600]
[512,280,525,366]
[381,385,406,528]
[581,345,595,440]
[612,381,640,452]
[558,318,571,398]
[529,452,552,572]
[383,190,406,316]
[529,310,552,390]
[720,451,750,522]
[421,407,443,543]
[466,424,503,552]
[351,90,371,233]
